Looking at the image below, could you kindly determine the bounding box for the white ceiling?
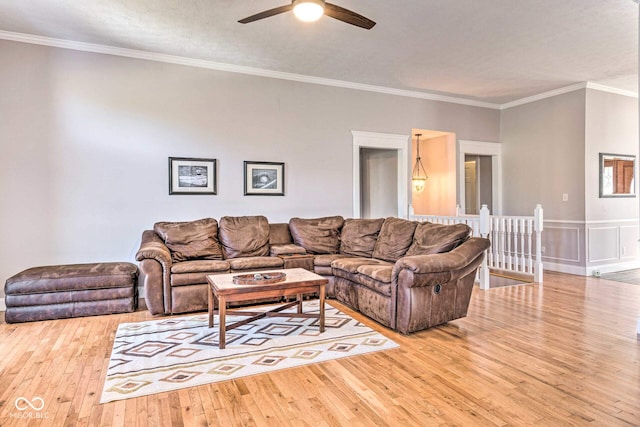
[0,0,637,106]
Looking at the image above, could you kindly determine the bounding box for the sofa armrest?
[136,230,172,266]
[393,237,490,287]
[135,230,172,314]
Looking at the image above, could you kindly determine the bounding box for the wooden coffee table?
[206,268,327,349]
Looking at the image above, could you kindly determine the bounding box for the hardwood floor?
[0,271,638,426]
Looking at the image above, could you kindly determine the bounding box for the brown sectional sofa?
[136,215,490,334]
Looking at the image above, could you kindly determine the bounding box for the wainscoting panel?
[619,225,640,260]
[543,220,640,276]
[542,225,582,264]
[587,226,619,262]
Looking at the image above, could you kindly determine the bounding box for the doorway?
[351,131,409,219]
[458,140,502,215]
[360,148,398,218]
[464,155,493,215]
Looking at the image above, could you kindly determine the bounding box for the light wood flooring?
[0,271,639,426]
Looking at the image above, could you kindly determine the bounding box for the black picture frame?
[169,157,217,195]
[243,161,285,196]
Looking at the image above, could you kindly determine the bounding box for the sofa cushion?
[356,264,393,283]
[314,254,352,267]
[171,260,230,274]
[313,254,345,275]
[406,222,472,256]
[269,223,293,245]
[355,265,393,297]
[339,218,385,257]
[289,216,344,254]
[371,217,418,262]
[270,244,307,256]
[171,273,211,287]
[331,257,391,274]
[218,216,270,259]
[228,256,284,271]
[154,218,223,262]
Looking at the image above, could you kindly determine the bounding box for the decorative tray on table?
[232,272,287,285]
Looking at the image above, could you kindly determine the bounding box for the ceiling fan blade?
[238,4,294,24]
[324,3,376,29]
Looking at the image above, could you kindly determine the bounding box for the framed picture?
[599,153,636,198]
[169,157,217,195]
[244,161,285,196]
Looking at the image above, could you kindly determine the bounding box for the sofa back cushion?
[289,216,344,254]
[372,217,418,262]
[218,216,270,259]
[405,222,471,256]
[269,223,293,245]
[339,218,385,257]
[153,218,223,262]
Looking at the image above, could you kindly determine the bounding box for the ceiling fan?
[238,0,376,29]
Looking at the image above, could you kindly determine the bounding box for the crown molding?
[585,82,638,99]
[500,83,588,110]
[2,30,636,111]
[0,30,502,110]
[501,81,638,110]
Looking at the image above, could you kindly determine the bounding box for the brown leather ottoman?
[4,262,138,323]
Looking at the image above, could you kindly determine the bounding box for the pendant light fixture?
[412,133,428,193]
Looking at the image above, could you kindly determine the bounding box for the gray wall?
[584,89,639,273]
[585,88,639,221]
[500,90,587,219]
[501,88,639,274]
[0,40,500,296]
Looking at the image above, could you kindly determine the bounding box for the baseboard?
[544,259,640,277]
[587,260,640,277]
[543,262,587,276]
[0,298,5,312]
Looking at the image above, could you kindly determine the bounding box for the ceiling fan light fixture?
[293,0,325,22]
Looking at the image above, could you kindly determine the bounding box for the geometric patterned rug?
[100,300,399,403]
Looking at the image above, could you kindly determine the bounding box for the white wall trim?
[500,83,587,110]
[352,131,409,219]
[458,140,503,215]
[543,261,587,276]
[544,219,586,224]
[0,298,5,312]
[586,219,640,224]
[3,31,636,111]
[501,82,638,110]
[588,260,640,276]
[0,30,501,110]
[585,82,638,99]
[548,259,640,277]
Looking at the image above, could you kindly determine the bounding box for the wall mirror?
[599,153,636,198]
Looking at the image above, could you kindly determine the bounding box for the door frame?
[458,140,503,215]
[352,131,409,219]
